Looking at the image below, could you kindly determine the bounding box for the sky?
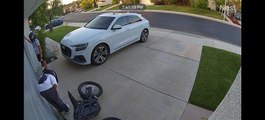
[60,0,77,5]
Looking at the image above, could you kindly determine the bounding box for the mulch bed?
[226,15,241,26]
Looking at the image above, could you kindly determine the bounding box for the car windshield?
[85,16,115,30]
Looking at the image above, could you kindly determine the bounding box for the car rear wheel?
[139,29,149,42]
[91,44,109,65]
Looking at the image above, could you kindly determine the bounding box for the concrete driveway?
[46,26,240,120]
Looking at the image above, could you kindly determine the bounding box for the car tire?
[78,81,103,100]
[103,117,122,120]
[91,44,109,65]
[139,29,149,42]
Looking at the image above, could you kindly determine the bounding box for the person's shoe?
[64,104,70,114]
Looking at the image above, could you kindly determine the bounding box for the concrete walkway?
[45,22,240,120]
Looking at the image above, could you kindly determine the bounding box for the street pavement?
[45,22,240,120]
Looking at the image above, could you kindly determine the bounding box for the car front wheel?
[91,44,109,65]
[139,29,149,42]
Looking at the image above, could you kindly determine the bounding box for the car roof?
[99,12,140,18]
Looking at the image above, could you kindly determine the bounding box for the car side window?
[114,16,128,26]
[52,20,56,24]
[127,15,142,24]
[85,16,115,30]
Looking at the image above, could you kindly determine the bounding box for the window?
[85,16,115,30]
[127,15,142,24]
[113,16,129,26]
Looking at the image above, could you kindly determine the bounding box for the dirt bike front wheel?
[78,81,103,99]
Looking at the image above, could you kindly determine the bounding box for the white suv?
[60,12,150,65]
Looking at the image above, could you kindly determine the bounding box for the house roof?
[24,0,46,18]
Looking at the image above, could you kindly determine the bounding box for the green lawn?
[108,5,222,20]
[109,5,119,10]
[45,26,80,43]
[189,46,241,111]
[146,5,222,19]
[96,4,116,11]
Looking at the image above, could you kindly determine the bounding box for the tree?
[231,0,241,11]
[29,2,49,29]
[47,0,64,32]
[28,2,49,59]
[215,0,225,5]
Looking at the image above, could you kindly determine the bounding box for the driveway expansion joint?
[142,45,200,62]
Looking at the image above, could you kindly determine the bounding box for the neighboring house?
[141,0,153,5]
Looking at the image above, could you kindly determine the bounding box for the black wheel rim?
[141,30,149,41]
[80,84,100,95]
[93,45,108,64]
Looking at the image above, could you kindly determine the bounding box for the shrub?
[35,30,47,58]
[190,0,195,7]
[133,0,140,4]
[215,0,225,6]
[170,0,177,4]
[122,0,132,4]
[206,7,211,10]
[151,0,176,5]
[191,0,208,9]
[164,0,172,5]
[152,0,166,5]
[112,0,120,4]
[121,0,140,4]
[80,0,93,11]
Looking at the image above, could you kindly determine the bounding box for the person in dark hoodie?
[37,69,70,114]
[25,31,48,69]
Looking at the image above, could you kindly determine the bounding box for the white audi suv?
[60,12,150,65]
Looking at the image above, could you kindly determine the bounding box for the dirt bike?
[68,81,103,120]
[43,70,119,120]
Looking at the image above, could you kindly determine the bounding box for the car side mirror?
[112,25,122,30]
